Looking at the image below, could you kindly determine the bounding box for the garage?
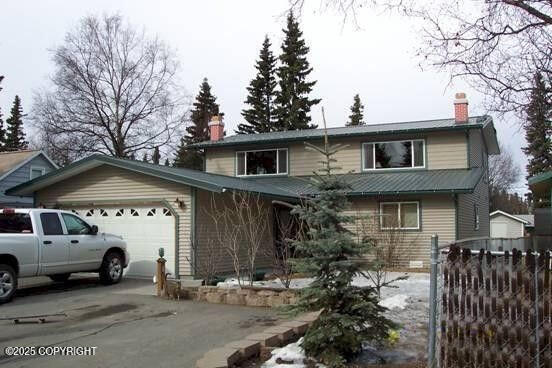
[71,206,176,278]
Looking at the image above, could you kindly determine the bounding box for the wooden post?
[156,257,166,297]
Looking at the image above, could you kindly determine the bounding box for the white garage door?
[491,222,509,238]
[72,206,176,278]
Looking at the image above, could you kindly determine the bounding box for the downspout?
[454,194,459,241]
[190,187,198,278]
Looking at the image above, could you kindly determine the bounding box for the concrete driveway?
[0,276,280,368]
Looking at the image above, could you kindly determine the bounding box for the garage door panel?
[72,206,175,278]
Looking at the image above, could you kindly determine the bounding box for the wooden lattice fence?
[437,246,551,368]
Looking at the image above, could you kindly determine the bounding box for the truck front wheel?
[99,252,123,285]
[0,264,17,304]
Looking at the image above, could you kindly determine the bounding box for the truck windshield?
[0,213,34,233]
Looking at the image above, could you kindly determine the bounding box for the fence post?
[428,234,439,368]
[534,255,540,368]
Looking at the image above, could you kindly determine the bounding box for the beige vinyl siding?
[347,195,456,268]
[456,128,491,239]
[35,165,193,276]
[427,132,468,169]
[205,148,235,176]
[289,139,361,176]
[204,131,468,177]
[457,176,490,239]
[194,189,274,276]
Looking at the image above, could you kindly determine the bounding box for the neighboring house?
[490,210,534,238]
[0,150,58,207]
[7,93,499,278]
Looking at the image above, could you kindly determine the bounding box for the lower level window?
[380,201,420,230]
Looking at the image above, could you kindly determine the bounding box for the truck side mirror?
[91,225,99,235]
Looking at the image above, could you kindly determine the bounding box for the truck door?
[39,212,69,275]
[61,213,103,271]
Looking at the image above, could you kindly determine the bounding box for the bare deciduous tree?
[489,143,520,193]
[289,0,552,117]
[354,210,411,297]
[206,191,271,287]
[267,200,305,288]
[32,14,188,160]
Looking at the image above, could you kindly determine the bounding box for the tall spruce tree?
[5,95,28,151]
[274,11,321,131]
[523,73,552,180]
[237,36,278,134]
[174,78,220,170]
[151,147,161,164]
[289,129,393,367]
[523,73,552,207]
[0,76,5,150]
[346,94,365,126]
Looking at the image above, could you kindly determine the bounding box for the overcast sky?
[0,0,528,193]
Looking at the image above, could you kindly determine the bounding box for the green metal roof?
[249,168,484,196]
[7,154,483,199]
[191,115,494,149]
[6,154,299,200]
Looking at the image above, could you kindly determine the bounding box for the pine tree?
[273,11,321,131]
[142,152,149,162]
[164,158,170,166]
[289,130,394,367]
[523,73,552,180]
[152,147,161,164]
[5,95,28,151]
[237,36,277,134]
[174,78,220,170]
[346,94,365,126]
[0,76,4,150]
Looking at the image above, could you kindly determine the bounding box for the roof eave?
[191,124,484,149]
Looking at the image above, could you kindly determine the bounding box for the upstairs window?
[363,139,425,170]
[30,166,46,180]
[236,148,288,176]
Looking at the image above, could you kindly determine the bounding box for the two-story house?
[7,94,498,278]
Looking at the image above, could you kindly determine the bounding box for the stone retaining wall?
[166,282,298,308]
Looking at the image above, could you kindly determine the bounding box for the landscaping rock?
[199,347,240,368]
[263,326,295,344]
[225,293,246,305]
[206,292,224,304]
[244,333,281,347]
[224,340,261,359]
[245,294,267,307]
[280,320,309,335]
[267,294,287,307]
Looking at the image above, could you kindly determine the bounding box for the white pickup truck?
[0,208,129,304]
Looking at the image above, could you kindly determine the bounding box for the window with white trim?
[30,166,46,180]
[363,140,425,170]
[380,201,420,230]
[236,148,288,176]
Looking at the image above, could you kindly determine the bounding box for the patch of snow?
[262,338,325,368]
[379,294,410,310]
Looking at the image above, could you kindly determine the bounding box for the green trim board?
[52,198,182,278]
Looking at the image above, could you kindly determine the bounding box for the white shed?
[490,210,534,238]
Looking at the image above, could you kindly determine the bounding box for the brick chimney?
[454,92,468,124]
[208,114,224,141]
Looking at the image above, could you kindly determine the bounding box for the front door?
[61,213,103,272]
[39,212,69,275]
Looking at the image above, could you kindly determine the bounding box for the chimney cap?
[454,92,468,104]
[208,114,224,126]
